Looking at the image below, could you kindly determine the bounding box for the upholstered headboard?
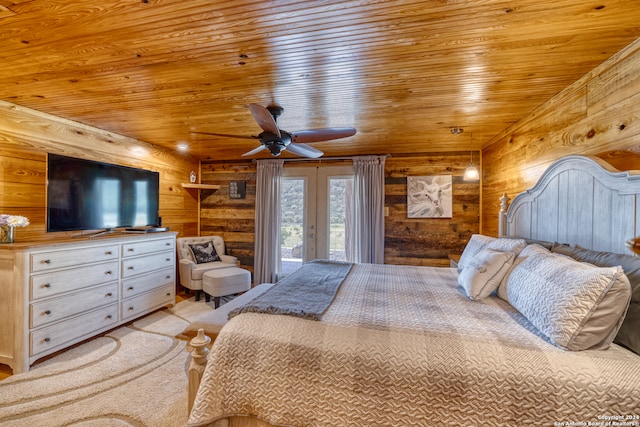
[499,155,640,255]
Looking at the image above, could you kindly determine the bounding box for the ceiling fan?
[192,103,357,158]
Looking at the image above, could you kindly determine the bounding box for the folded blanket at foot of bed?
[228,259,353,321]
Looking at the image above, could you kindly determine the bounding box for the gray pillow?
[551,244,640,355]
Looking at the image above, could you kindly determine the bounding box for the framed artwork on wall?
[229,181,246,199]
[407,175,452,218]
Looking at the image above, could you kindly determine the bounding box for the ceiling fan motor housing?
[260,130,291,156]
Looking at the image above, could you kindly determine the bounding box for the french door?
[280,165,354,277]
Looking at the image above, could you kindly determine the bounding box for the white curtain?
[253,159,284,284]
[351,155,386,264]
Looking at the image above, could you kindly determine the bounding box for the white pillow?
[458,248,515,300]
[499,244,632,350]
[458,234,526,273]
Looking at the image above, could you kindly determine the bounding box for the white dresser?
[0,232,176,374]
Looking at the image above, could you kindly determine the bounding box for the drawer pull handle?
[128,306,134,311]
[166,292,171,296]
[128,266,134,270]
[105,271,112,275]
[165,275,171,279]
[44,310,51,315]
[106,315,113,319]
[105,251,112,255]
[128,286,134,291]
[42,260,51,264]
[43,283,51,288]
[44,337,51,343]
[165,258,170,261]
[128,248,135,252]
[106,292,113,297]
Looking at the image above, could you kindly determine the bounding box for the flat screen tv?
[47,153,160,233]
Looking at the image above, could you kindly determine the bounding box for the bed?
[186,155,640,427]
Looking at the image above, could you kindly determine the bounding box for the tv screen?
[47,154,160,232]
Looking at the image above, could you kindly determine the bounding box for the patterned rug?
[0,296,223,427]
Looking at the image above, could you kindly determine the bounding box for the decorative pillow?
[457,234,496,273]
[457,234,527,273]
[551,244,640,355]
[188,241,221,264]
[500,244,632,351]
[458,248,516,300]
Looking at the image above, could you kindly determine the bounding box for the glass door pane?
[280,167,316,278]
[328,177,354,262]
[316,165,355,262]
[280,178,305,277]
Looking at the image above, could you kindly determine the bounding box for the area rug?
[0,296,223,427]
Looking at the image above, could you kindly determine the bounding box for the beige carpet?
[0,297,221,427]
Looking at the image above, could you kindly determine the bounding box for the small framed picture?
[229,181,246,199]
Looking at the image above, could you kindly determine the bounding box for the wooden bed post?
[498,193,509,237]
[188,328,211,414]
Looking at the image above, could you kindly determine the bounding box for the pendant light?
[452,127,479,181]
[463,151,480,181]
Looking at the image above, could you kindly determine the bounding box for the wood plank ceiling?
[1,0,640,161]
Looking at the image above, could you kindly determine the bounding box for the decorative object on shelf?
[190,171,197,183]
[463,151,480,181]
[407,176,452,218]
[229,181,246,199]
[0,214,29,243]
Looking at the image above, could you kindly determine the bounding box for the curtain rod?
[252,154,391,163]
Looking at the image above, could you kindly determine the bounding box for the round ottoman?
[202,267,251,307]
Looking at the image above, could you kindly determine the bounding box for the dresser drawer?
[31,244,120,272]
[122,237,175,258]
[122,267,175,299]
[122,251,175,278]
[31,261,119,300]
[30,304,119,357]
[30,282,119,328]
[121,284,174,321]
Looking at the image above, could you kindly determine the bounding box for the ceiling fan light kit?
[192,103,356,159]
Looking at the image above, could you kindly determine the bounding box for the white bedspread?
[188,264,640,427]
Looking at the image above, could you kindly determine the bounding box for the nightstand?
[448,254,461,269]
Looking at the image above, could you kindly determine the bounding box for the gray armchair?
[177,236,238,301]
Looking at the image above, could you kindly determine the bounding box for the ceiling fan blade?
[241,145,268,157]
[285,142,324,158]
[249,103,281,138]
[290,127,356,143]
[191,131,256,140]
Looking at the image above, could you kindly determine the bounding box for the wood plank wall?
[385,153,480,266]
[482,37,640,237]
[200,152,480,272]
[0,101,199,242]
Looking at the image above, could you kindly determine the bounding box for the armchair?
[177,236,238,301]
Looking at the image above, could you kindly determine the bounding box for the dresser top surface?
[0,231,177,252]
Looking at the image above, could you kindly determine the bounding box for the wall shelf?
[181,183,220,190]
